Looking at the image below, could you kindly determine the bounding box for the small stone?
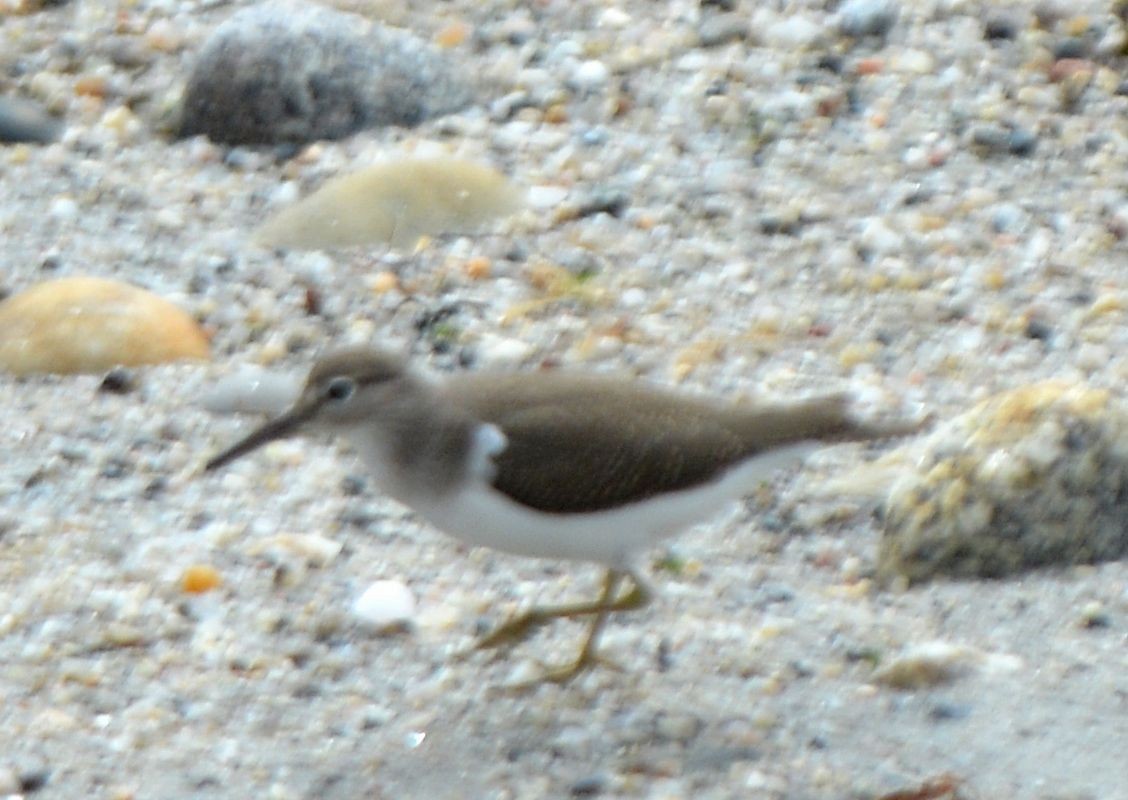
[698,14,749,47]
[0,96,62,143]
[760,15,823,50]
[837,0,899,39]
[569,774,607,796]
[476,334,533,367]
[1052,37,1088,60]
[182,564,223,594]
[1078,601,1110,629]
[0,767,19,795]
[250,533,343,567]
[0,277,210,376]
[99,367,138,394]
[201,367,301,416]
[873,641,977,689]
[983,14,1019,40]
[352,580,416,631]
[178,1,473,145]
[1006,128,1037,156]
[571,60,610,92]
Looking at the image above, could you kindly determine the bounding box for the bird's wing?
[449,373,752,514]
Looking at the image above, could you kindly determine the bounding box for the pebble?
[837,0,899,39]
[181,564,223,594]
[352,580,416,631]
[758,13,823,50]
[697,14,750,47]
[253,157,523,250]
[0,277,209,375]
[177,1,473,144]
[983,14,1020,40]
[570,60,610,92]
[880,382,1128,584]
[0,96,62,143]
[475,334,534,366]
[872,641,979,689]
[201,366,302,416]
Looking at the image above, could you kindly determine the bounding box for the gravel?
[2,1,1128,798]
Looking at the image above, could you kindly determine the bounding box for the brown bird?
[207,347,921,683]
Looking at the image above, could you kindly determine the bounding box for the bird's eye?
[325,376,356,402]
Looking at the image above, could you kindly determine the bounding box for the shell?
[0,276,209,375]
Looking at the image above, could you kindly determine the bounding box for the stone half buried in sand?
[0,276,209,376]
[252,157,525,251]
[878,382,1128,585]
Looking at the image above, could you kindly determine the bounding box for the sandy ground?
[2,1,1128,798]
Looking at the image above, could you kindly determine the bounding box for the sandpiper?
[206,346,921,683]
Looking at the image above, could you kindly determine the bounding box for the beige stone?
[0,276,209,375]
[254,157,524,250]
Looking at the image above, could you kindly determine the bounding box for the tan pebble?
[982,267,1006,290]
[0,277,209,375]
[543,103,569,124]
[370,271,399,294]
[103,623,145,648]
[1064,15,1090,37]
[74,74,108,98]
[464,256,492,280]
[838,342,876,368]
[101,105,140,138]
[248,533,342,567]
[1087,291,1123,317]
[873,641,976,689]
[866,272,890,292]
[434,20,471,47]
[181,564,222,594]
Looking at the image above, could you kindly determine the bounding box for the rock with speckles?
[177,1,473,145]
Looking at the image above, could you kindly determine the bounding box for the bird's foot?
[501,650,624,692]
[452,607,555,660]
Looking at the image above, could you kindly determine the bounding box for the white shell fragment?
[352,580,417,631]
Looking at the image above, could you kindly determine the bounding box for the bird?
[205,346,922,684]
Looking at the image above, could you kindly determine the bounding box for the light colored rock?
[254,157,524,250]
[0,276,209,375]
[880,382,1128,584]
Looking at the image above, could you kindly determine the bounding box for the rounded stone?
[177,1,473,145]
[0,277,209,375]
[879,382,1128,584]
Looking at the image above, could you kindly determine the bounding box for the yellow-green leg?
[473,569,651,684]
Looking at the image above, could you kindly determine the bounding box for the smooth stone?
[837,0,899,38]
[254,157,523,250]
[0,97,62,144]
[0,277,209,376]
[177,0,473,145]
[201,367,302,416]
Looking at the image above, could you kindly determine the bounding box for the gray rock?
[177,1,473,145]
[0,97,62,144]
[837,0,899,39]
[697,14,750,47]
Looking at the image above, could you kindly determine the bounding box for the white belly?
[396,442,821,567]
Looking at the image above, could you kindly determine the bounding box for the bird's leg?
[473,569,652,683]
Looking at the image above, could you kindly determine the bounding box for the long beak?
[205,402,319,471]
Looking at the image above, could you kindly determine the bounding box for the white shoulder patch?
[468,423,508,481]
